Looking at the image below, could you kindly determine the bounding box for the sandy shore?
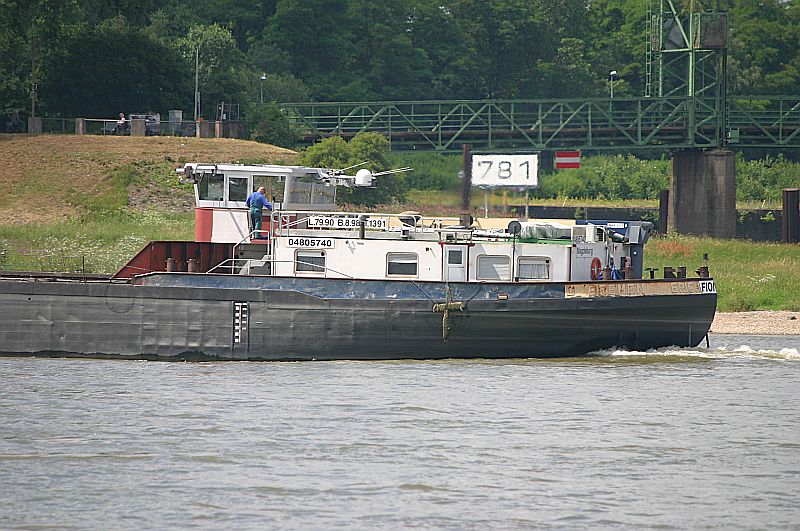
[711,311,800,335]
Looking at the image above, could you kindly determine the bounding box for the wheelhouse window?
[295,250,326,274]
[228,177,248,202]
[448,249,463,265]
[387,253,418,277]
[198,172,224,201]
[288,179,313,204]
[518,256,550,280]
[477,255,511,281]
[311,182,336,205]
[287,180,336,206]
[253,176,284,204]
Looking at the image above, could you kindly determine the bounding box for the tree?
[39,21,190,116]
[261,0,358,101]
[177,23,248,120]
[346,0,434,100]
[727,0,800,94]
[255,73,312,104]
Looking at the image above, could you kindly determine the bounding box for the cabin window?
[228,177,248,202]
[477,255,511,281]
[387,253,418,276]
[198,172,224,201]
[295,250,326,273]
[448,249,463,265]
[518,257,550,280]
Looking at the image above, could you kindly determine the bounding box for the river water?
[1,334,799,530]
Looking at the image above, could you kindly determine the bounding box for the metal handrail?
[206,257,354,278]
[232,229,272,260]
[269,209,465,239]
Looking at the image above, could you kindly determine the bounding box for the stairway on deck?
[236,242,272,275]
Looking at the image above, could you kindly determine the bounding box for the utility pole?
[30,36,37,119]
[461,144,473,211]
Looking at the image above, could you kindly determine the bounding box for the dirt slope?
[0,134,295,224]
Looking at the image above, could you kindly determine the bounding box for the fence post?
[782,188,800,243]
[131,118,146,136]
[75,118,86,135]
[27,117,42,134]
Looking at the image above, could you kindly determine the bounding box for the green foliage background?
[2,0,800,121]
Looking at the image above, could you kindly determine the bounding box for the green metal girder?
[281,95,800,152]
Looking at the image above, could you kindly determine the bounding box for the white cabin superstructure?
[264,212,576,282]
[179,162,651,283]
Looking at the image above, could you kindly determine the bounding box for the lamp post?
[194,46,201,121]
[609,70,618,99]
[260,73,266,103]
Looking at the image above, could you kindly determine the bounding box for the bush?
[534,155,669,200]
[387,152,462,190]
[244,102,299,148]
[737,154,800,202]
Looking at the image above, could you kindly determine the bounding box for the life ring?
[590,257,602,280]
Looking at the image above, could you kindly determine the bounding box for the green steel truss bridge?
[281,95,800,153]
[282,2,799,153]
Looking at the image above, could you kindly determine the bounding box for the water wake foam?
[594,345,800,361]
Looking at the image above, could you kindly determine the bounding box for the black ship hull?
[0,273,717,361]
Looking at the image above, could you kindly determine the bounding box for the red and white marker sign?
[555,150,581,169]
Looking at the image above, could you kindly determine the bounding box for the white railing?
[268,209,471,240]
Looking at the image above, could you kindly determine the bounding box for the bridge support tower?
[651,0,733,237]
[669,150,735,238]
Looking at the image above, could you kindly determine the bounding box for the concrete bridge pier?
[668,150,736,238]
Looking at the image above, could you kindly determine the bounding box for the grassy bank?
[644,236,800,312]
[0,211,194,274]
[0,135,290,274]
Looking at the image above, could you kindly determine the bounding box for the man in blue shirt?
[246,186,273,239]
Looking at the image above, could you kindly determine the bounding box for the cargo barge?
[0,162,717,361]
